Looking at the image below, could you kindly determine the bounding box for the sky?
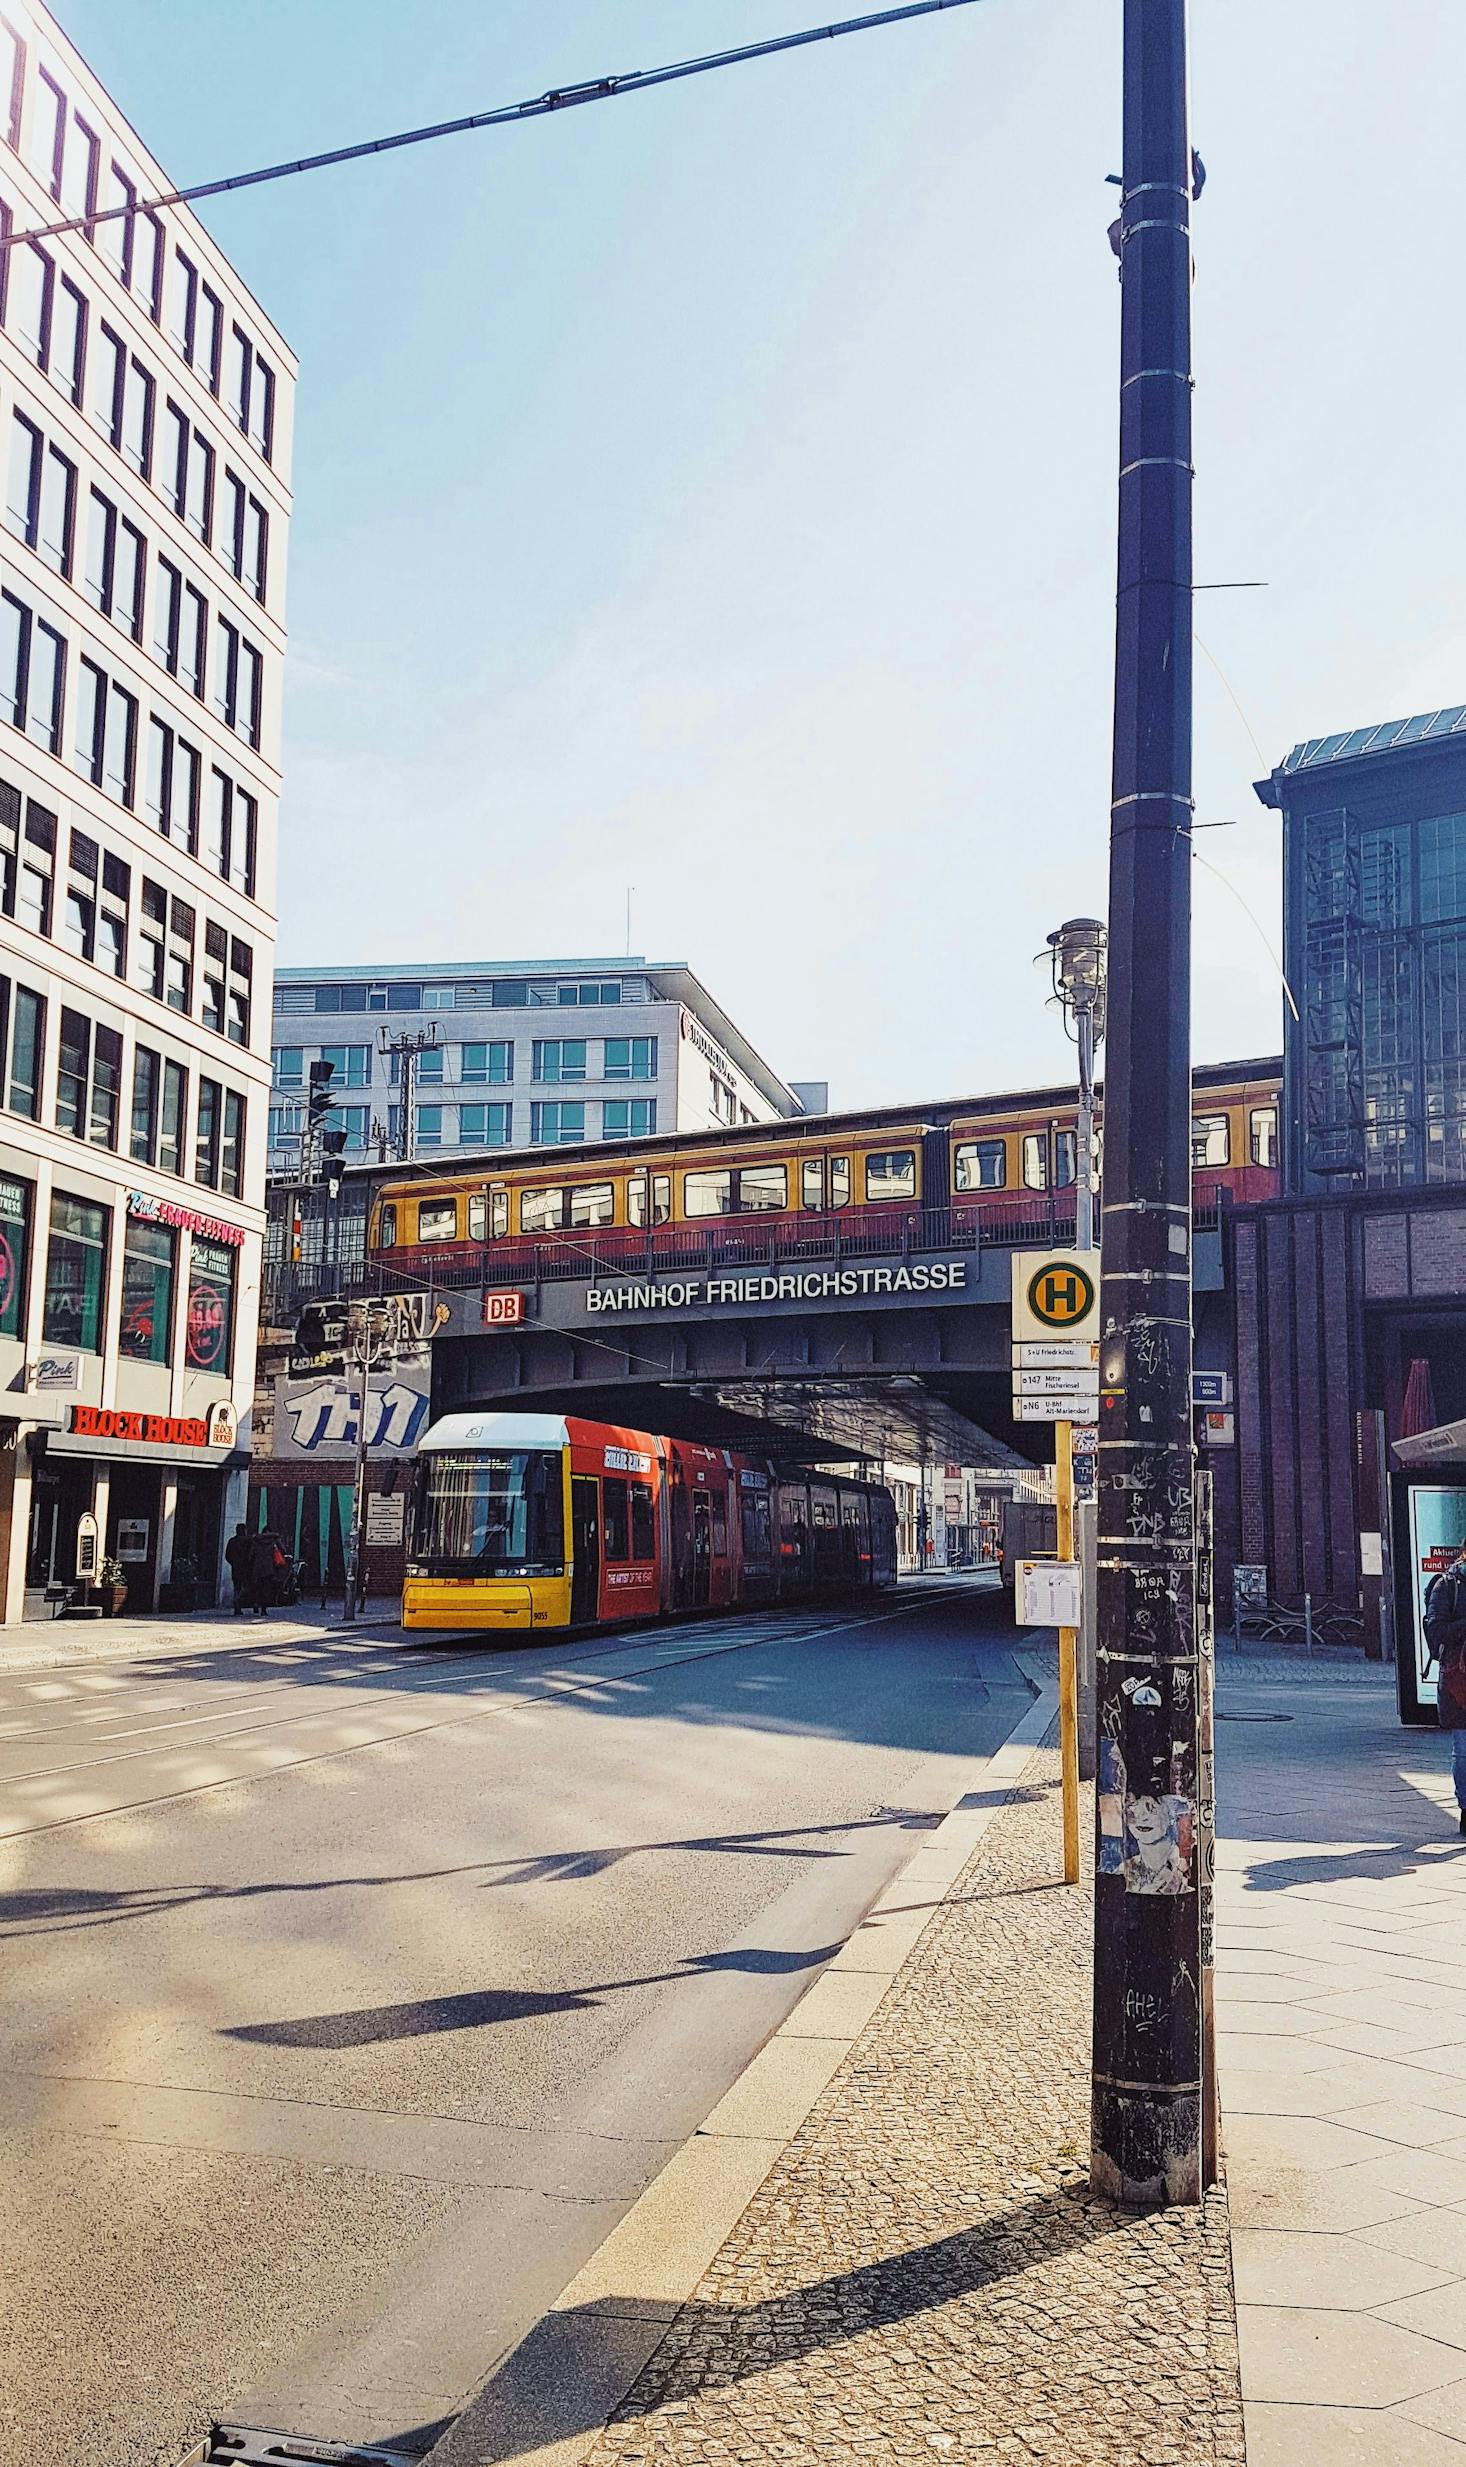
[54,0,1466,1107]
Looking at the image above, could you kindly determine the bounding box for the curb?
[424,1665,1061,2467]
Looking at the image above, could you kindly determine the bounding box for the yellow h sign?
[1012,1249,1101,1343]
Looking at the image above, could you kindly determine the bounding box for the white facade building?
[269,957,804,1167]
[0,4,292,1616]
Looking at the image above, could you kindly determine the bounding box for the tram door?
[691,1490,713,1606]
[571,1478,601,1623]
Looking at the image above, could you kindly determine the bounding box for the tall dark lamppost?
[1091,0,1203,2207]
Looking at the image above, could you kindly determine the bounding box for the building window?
[320,1043,370,1088]
[530,1100,585,1144]
[195,1077,221,1185]
[416,1106,443,1148]
[119,1218,173,1363]
[0,1172,30,1337]
[55,1006,89,1136]
[43,1192,107,1352]
[220,1089,244,1196]
[8,984,42,1117]
[0,19,24,155]
[0,590,64,754]
[532,1039,586,1083]
[458,1102,511,1146]
[1249,1105,1278,1169]
[1191,1113,1230,1168]
[159,1058,186,1175]
[558,981,621,1006]
[52,278,85,408]
[129,1045,159,1163]
[272,1046,303,1088]
[10,242,52,368]
[91,322,124,447]
[604,1037,656,1081]
[185,1237,234,1373]
[461,1040,511,1084]
[603,1099,656,1139]
[954,1138,1007,1191]
[121,356,153,477]
[416,1045,444,1083]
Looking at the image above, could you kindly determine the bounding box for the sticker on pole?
[1012,1250,1100,1343]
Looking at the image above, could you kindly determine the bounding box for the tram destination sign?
[585,1260,970,1316]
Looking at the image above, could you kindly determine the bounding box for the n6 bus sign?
[1011,1251,1101,1344]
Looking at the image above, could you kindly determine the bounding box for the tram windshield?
[413,1449,565,1572]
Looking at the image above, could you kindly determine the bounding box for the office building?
[1257,707,1466,1193]
[268,957,803,1170]
[0,4,291,1615]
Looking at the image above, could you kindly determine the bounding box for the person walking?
[246,1525,286,1619]
[224,1522,253,1616]
[1425,1542,1466,1833]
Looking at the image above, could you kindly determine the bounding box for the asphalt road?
[0,1578,1034,2467]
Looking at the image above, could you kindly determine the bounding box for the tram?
[403,1410,898,1633]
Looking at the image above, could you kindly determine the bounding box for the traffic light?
[295,1301,350,1358]
[321,1128,349,1199]
[307,1057,336,1132]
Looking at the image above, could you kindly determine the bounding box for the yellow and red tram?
[404,1411,898,1633]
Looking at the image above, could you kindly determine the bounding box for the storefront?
[24,1400,246,1616]
[1392,1418,1466,1727]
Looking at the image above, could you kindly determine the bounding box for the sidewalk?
[0,1600,404,1672]
[1217,1659,1466,2464]
[435,1682,1245,2467]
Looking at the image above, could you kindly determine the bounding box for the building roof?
[1255,705,1466,804]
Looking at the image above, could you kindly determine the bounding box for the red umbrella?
[1401,1357,1438,1440]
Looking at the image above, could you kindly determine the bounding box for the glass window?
[220,468,244,575]
[1021,1133,1048,1191]
[532,1038,586,1082]
[163,399,188,514]
[185,1236,234,1373]
[520,1187,565,1233]
[194,1076,219,1184]
[201,973,224,1034]
[864,1149,916,1203]
[30,69,62,193]
[180,587,206,699]
[0,18,21,151]
[226,987,248,1047]
[468,1195,488,1242]
[801,1157,824,1210]
[8,985,42,1116]
[320,1043,370,1088]
[119,1218,173,1362]
[5,410,38,543]
[220,1090,243,1196]
[43,1192,107,1351]
[1055,1130,1078,1188]
[197,288,222,392]
[121,357,152,476]
[1248,1105,1278,1170]
[73,657,104,780]
[462,1040,512,1083]
[738,1163,788,1211]
[165,948,190,1012]
[86,487,115,609]
[830,1156,851,1208]
[91,323,124,445]
[416,1045,444,1083]
[99,160,137,284]
[378,1203,397,1248]
[412,1448,565,1573]
[114,522,144,639]
[1190,1113,1230,1168]
[1420,816,1466,927]
[11,243,51,366]
[166,248,197,358]
[55,1006,88,1135]
[602,1476,629,1561]
[630,1482,655,1562]
[954,1138,1007,1191]
[38,446,73,575]
[530,1100,584,1144]
[159,1059,186,1175]
[489,1191,508,1238]
[238,640,261,746]
[416,1105,443,1147]
[685,1168,734,1218]
[417,1199,458,1242]
[51,278,85,407]
[272,1046,304,1087]
[184,429,212,541]
[459,1102,511,1145]
[651,1173,671,1225]
[60,884,92,960]
[0,1172,30,1337]
[604,1036,656,1081]
[97,905,124,977]
[26,619,62,754]
[0,588,20,726]
[103,680,136,804]
[602,1098,656,1139]
[243,497,267,601]
[89,1021,120,1150]
[130,1045,158,1163]
[569,1182,615,1228]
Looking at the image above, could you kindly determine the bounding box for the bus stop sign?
[1012,1251,1100,1342]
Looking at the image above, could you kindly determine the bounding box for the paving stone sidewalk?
[567,1731,1244,2467]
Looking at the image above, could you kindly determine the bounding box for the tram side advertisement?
[1407,1486,1466,1715]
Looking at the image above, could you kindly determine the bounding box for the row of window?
[0,785,254,1041]
[949,1106,1278,1194]
[270,1037,657,1092]
[0,24,279,467]
[281,976,637,1015]
[0,1171,237,1370]
[0,958,246,1192]
[268,1098,659,1155]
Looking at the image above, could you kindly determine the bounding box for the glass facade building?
[1258,708,1466,1193]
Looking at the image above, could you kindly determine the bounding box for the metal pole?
[1076,1004,1097,1254]
[343,1311,373,1625]
[1091,0,1202,2207]
[1056,1417,1080,1886]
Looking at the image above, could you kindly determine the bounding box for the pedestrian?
[1424,1541,1466,1834]
[224,1522,253,1616]
[247,1525,286,1619]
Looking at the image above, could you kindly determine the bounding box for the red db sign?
[483,1291,525,1326]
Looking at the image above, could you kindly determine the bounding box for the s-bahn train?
[403,1411,899,1633]
[364,1056,1282,1288]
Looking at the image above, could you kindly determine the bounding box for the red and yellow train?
[366,1056,1282,1286]
[404,1410,898,1632]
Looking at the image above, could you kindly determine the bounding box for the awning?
[1393,1417,1466,1468]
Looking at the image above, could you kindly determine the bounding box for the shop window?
[185,1237,235,1374]
[119,1218,173,1363]
[0,1172,30,1338]
[43,1192,107,1351]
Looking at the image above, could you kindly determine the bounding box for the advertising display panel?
[1394,1475,1466,1725]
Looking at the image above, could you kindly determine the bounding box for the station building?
[0,5,290,1616]
[267,956,812,1173]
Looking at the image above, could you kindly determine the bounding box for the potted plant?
[97,1554,128,1617]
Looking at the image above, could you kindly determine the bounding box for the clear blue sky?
[57,0,1466,1103]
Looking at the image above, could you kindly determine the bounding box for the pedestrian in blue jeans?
[1425,1545,1466,1833]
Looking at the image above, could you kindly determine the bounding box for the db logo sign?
[483,1291,526,1327]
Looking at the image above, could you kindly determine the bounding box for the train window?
[1250,1105,1278,1168]
[1021,1134,1047,1190]
[468,1195,488,1242]
[738,1163,787,1212]
[801,1158,824,1210]
[652,1173,671,1225]
[627,1171,649,1227]
[954,1139,1006,1191]
[741,1490,772,1561]
[685,1168,734,1217]
[1191,1113,1230,1168]
[378,1202,397,1248]
[864,1150,916,1203]
[711,1493,728,1553]
[602,1476,629,1560]
[829,1156,850,1208]
[630,1481,655,1561]
[570,1182,615,1228]
[490,1190,508,1239]
[1055,1131,1077,1188]
[521,1186,565,1233]
[418,1199,458,1243]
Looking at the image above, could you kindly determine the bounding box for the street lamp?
[1047,917,1107,1253]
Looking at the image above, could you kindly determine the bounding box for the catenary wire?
[4,0,989,249]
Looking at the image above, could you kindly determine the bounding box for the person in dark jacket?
[224,1523,252,1615]
[1424,1544,1466,1833]
[246,1526,287,1618]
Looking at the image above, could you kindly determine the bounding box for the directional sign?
[1016,1367,1101,1397]
[1192,1370,1232,1408]
[1012,1250,1101,1343]
[1013,1395,1100,1423]
[1012,1339,1099,1370]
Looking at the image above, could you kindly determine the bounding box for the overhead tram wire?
[3,0,990,250]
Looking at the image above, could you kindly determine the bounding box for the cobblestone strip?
[586,1737,1246,2467]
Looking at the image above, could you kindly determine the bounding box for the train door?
[691,1491,713,1605]
[571,1477,600,1623]
[840,1489,865,1584]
